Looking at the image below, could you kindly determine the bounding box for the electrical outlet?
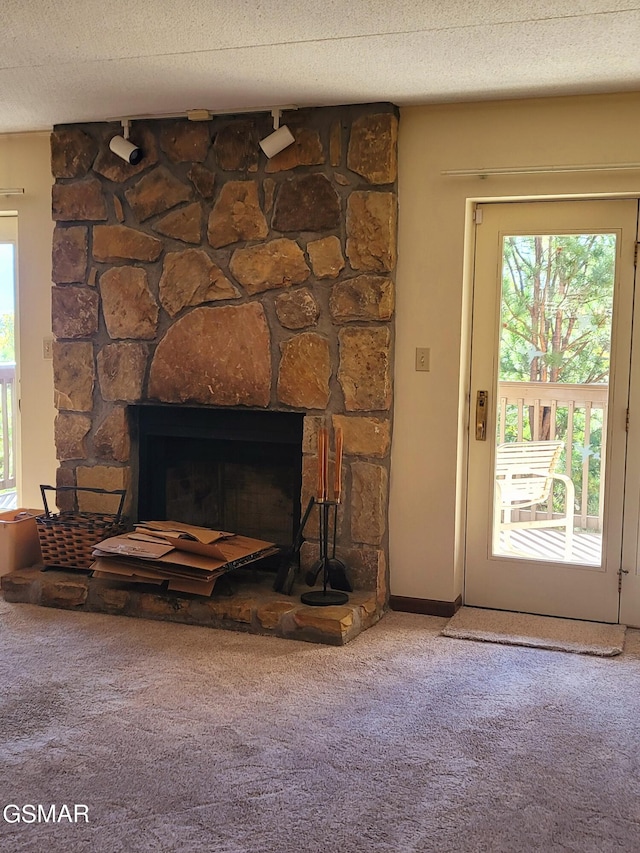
[43,337,54,359]
[415,347,430,372]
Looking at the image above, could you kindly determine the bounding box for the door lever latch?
[476,390,488,441]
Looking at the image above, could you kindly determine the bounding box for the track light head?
[259,109,295,158]
[109,135,143,165]
[109,120,143,165]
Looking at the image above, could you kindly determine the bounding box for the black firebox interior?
[132,406,304,548]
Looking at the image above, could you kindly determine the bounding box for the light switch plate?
[415,347,430,372]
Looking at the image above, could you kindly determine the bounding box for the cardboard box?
[0,508,43,576]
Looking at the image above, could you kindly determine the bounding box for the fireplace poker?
[304,505,325,588]
[304,425,329,587]
[304,425,330,588]
[273,496,315,595]
[326,502,351,592]
[325,426,351,592]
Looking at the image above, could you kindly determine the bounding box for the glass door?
[465,199,638,623]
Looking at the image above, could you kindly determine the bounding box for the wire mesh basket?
[36,485,127,570]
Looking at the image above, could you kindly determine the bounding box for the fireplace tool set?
[272,424,351,601]
[300,425,352,607]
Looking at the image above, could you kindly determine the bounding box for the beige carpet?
[2,600,640,851]
[442,606,626,656]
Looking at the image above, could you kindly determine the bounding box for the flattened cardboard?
[92,560,218,596]
[93,536,175,560]
[167,576,217,596]
[91,522,277,598]
[156,548,227,571]
[126,528,275,566]
[145,534,228,561]
[91,556,226,584]
[92,553,224,580]
[91,557,169,580]
[92,567,164,586]
[214,535,276,563]
[136,521,235,544]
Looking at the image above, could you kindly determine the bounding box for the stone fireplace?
[37,103,397,643]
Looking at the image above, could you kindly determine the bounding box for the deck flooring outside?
[0,490,17,511]
[497,528,602,566]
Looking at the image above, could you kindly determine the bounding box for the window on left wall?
[0,214,18,507]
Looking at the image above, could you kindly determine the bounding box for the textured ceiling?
[2,0,640,134]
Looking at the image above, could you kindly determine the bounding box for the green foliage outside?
[0,313,14,363]
[500,234,615,384]
[498,233,616,524]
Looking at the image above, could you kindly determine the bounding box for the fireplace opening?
[131,406,304,548]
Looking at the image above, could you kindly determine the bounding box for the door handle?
[475,390,488,441]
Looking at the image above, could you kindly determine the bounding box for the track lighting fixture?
[259,109,295,159]
[105,106,297,162]
[109,119,143,165]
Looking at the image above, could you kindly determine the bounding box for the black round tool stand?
[300,500,349,607]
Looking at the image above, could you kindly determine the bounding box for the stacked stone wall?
[50,104,397,601]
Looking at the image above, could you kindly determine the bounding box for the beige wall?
[392,91,640,602]
[0,132,56,507]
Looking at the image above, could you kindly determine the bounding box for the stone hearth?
[42,103,397,640]
[2,567,380,646]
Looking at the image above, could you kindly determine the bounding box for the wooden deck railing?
[0,363,17,492]
[497,381,609,532]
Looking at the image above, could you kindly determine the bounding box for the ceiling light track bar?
[442,162,640,177]
[106,105,298,124]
